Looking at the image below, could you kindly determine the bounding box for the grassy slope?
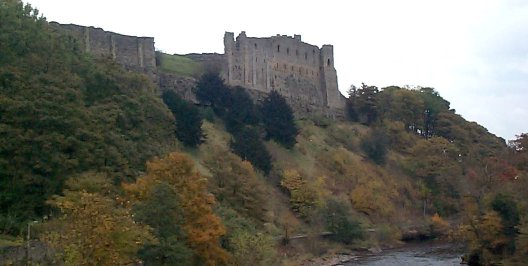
[158,53,203,77]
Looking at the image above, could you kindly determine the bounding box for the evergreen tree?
[259,90,298,149]
[230,126,272,174]
[162,90,205,147]
[225,86,259,132]
[195,72,232,115]
[346,85,359,122]
[356,83,379,125]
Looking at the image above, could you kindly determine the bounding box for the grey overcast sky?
[27,0,527,141]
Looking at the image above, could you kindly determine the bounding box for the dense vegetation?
[1,1,527,265]
[0,0,177,235]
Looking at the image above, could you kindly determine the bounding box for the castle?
[223,32,345,116]
[50,23,345,117]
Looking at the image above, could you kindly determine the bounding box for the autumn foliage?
[124,152,229,265]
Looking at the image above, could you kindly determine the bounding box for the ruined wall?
[49,23,345,118]
[186,53,226,73]
[49,22,157,83]
[223,31,345,117]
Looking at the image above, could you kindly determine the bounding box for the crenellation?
[50,23,344,118]
[223,31,344,117]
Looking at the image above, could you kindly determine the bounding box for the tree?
[204,148,267,221]
[346,85,359,122]
[320,199,364,244]
[225,86,259,132]
[259,90,298,149]
[360,128,388,165]
[230,126,272,174]
[133,183,193,265]
[195,72,232,115]
[491,194,520,253]
[280,169,318,218]
[41,173,154,265]
[123,152,230,266]
[510,133,528,171]
[162,90,205,147]
[356,83,379,125]
[0,0,177,234]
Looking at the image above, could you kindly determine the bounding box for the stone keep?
[223,31,345,115]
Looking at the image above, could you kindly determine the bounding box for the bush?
[360,129,388,165]
[320,199,364,244]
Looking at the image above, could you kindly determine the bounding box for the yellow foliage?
[42,188,154,265]
[431,213,449,234]
[281,169,322,218]
[204,148,268,221]
[459,210,506,262]
[124,152,230,266]
[350,177,398,218]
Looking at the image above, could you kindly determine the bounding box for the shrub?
[360,129,388,165]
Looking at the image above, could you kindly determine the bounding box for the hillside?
[1,1,527,265]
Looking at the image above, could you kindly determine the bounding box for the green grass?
[158,53,202,77]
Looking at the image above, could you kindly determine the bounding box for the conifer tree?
[259,90,298,149]
[162,90,205,147]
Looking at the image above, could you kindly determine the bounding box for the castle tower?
[320,45,341,108]
[224,32,235,83]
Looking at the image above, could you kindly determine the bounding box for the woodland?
[1,1,527,265]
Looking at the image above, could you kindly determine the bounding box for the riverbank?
[299,240,464,266]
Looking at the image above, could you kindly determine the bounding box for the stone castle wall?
[50,23,345,118]
[223,31,345,117]
[50,22,157,83]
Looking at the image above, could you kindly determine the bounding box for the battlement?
[50,23,344,118]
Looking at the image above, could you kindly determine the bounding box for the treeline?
[0,0,177,234]
[346,83,528,264]
[162,71,298,174]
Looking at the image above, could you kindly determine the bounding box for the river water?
[345,242,464,266]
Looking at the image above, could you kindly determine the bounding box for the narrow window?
[255,43,258,49]
[305,52,308,60]
[327,59,331,66]
[277,45,280,52]
[287,48,290,55]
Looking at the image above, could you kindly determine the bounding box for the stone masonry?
[51,23,345,117]
[49,22,157,83]
[223,31,345,117]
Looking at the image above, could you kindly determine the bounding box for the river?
[345,242,464,265]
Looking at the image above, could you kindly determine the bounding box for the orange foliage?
[124,152,229,265]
